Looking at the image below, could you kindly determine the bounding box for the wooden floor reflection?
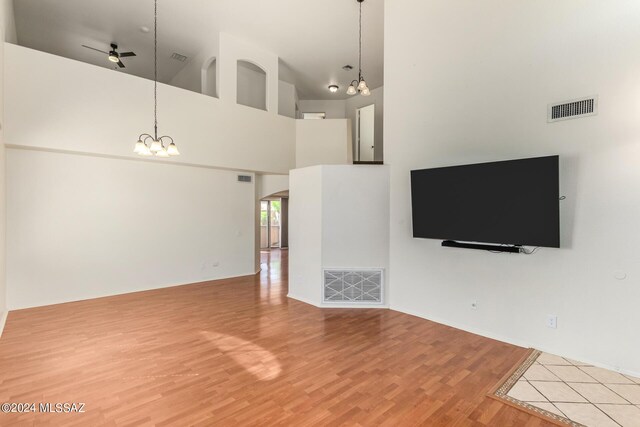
[0,249,552,426]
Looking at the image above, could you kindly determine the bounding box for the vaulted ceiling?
[14,0,384,100]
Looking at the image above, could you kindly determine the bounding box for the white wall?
[5,44,296,174]
[6,148,257,309]
[0,56,4,326]
[298,87,384,161]
[202,57,217,98]
[0,0,16,44]
[278,80,297,119]
[288,167,323,304]
[218,33,279,114]
[296,119,352,168]
[289,165,390,307]
[298,100,346,119]
[170,58,203,94]
[174,52,297,119]
[386,0,640,375]
[0,0,15,333]
[254,175,262,273]
[346,87,384,161]
[259,174,289,199]
[237,61,267,111]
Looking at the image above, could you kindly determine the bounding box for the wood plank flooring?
[0,249,553,426]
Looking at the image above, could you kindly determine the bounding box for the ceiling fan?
[81,43,136,68]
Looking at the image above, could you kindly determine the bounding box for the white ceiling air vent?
[548,96,598,123]
[170,52,188,62]
[237,175,252,183]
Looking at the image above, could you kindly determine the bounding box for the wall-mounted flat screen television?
[410,155,560,248]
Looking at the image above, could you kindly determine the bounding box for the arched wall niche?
[201,56,218,98]
[236,59,267,111]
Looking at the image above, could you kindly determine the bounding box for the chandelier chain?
[154,0,158,140]
[134,0,178,156]
[358,0,362,80]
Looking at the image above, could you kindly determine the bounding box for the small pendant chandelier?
[347,0,371,97]
[134,0,179,157]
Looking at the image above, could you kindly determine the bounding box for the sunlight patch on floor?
[201,331,282,381]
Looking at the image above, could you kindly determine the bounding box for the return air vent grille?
[548,96,598,122]
[170,52,188,62]
[237,175,252,183]
[323,269,383,304]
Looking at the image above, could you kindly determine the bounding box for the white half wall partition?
[295,119,353,168]
[4,44,295,174]
[289,165,390,308]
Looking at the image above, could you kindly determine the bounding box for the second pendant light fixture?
[347,0,370,97]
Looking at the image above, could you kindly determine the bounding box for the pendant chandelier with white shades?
[134,0,179,157]
[347,0,371,97]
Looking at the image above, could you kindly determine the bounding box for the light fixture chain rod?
[154,0,158,140]
[358,0,362,80]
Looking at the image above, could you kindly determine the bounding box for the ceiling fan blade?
[119,52,136,58]
[82,45,108,54]
[117,60,126,68]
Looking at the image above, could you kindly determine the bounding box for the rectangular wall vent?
[323,269,384,304]
[237,174,252,183]
[548,96,598,122]
[170,52,188,62]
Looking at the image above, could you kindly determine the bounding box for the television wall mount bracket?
[441,240,522,253]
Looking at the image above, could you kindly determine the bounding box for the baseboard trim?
[391,305,640,379]
[286,294,319,307]
[287,294,389,309]
[9,271,260,311]
[0,311,7,338]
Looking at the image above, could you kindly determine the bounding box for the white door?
[356,104,375,161]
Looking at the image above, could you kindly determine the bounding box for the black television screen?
[410,155,560,248]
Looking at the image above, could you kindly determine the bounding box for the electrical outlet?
[471,301,478,310]
[546,315,558,329]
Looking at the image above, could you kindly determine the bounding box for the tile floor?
[506,352,640,427]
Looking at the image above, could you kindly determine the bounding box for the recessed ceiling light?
[342,65,353,71]
[140,26,150,33]
[328,85,339,93]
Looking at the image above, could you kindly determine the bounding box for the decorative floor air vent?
[548,96,598,122]
[323,269,383,304]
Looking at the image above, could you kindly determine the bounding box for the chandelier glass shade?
[134,0,179,157]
